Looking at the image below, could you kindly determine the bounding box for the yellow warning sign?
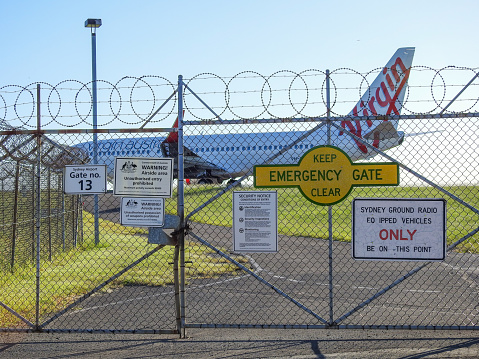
[254,146,399,205]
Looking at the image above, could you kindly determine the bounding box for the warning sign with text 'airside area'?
[120,197,165,227]
[114,157,173,197]
[352,198,446,261]
[233,191,278,253]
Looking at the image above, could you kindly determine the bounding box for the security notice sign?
[63,165,107,194]
[352,198,446,261]
[233,191,278,252]
[120,197,165,227]
[114,157,173,197]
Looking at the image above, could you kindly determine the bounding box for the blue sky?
[1,0,478,86]
[1,1,477,184]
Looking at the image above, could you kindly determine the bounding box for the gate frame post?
[326,70,335,326]
[177,75,187,338]
[34,84,42,331]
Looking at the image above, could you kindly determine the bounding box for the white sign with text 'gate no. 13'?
[352,198,446,261]
[233,191,278,253]
[113,157,173,197]
[63,165,107,194]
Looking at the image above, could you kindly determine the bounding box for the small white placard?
[113,157,173,197]
[233,191,278,252]
[120,197,165,227]
[352,198,446,261]
[63,165,107,194]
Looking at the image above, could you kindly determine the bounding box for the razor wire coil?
[1,66,479,128]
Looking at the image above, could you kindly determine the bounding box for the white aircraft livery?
[75,47,415,184]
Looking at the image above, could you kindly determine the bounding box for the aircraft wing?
[161,141,230,181]
[363,121,403,141]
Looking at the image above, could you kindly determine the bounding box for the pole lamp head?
[84,18,102,33]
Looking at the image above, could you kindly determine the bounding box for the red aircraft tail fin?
[163,110,185,143]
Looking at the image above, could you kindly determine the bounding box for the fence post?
[11,161,20,272]
[31,165,35,262]
[47,167,52,261]
[35,83,42,330]
[78,195,83,246]
[73,195,77,248]
[60,172,66,251]
[326,70,335,326]
[177,75,186,338]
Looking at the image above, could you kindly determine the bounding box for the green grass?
[176,184,479,253]
[0,211,248,328]
[2,184,478,328]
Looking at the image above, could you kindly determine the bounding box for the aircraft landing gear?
[198,178,214,185]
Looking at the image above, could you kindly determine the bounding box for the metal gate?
[1,64,478,334]
[177,69,479,331]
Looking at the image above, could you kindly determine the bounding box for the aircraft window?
[147,150,150,154]
[247,146,250,150]
[216,147,220,151]
[252,146,256,150]
[242,146,246,151]
[221,147,225,151]
[279,145,283,149]
[195,148,198,152]
[226,147,230,151]
[268,146,272,150]
[294,145,298,149]
[299,145,303,149]
[274,146,277,150]
[264,146,268,150]
[205,148,209,152]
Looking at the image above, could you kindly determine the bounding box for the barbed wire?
[1,66,479,128]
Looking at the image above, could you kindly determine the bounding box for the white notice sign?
[233,191,278,252]
[63,165,107,194]
[352,198,446,261]
[120,197,165,227]
[114,157,173,197]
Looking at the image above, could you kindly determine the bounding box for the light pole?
[85,18,101,245]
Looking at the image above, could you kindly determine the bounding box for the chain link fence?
[0,62,478,333]
[183,115,478,329]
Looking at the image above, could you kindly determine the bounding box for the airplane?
[73,47,415,185]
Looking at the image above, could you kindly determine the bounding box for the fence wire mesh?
[182,117,478,329]
[0,65,478,333]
